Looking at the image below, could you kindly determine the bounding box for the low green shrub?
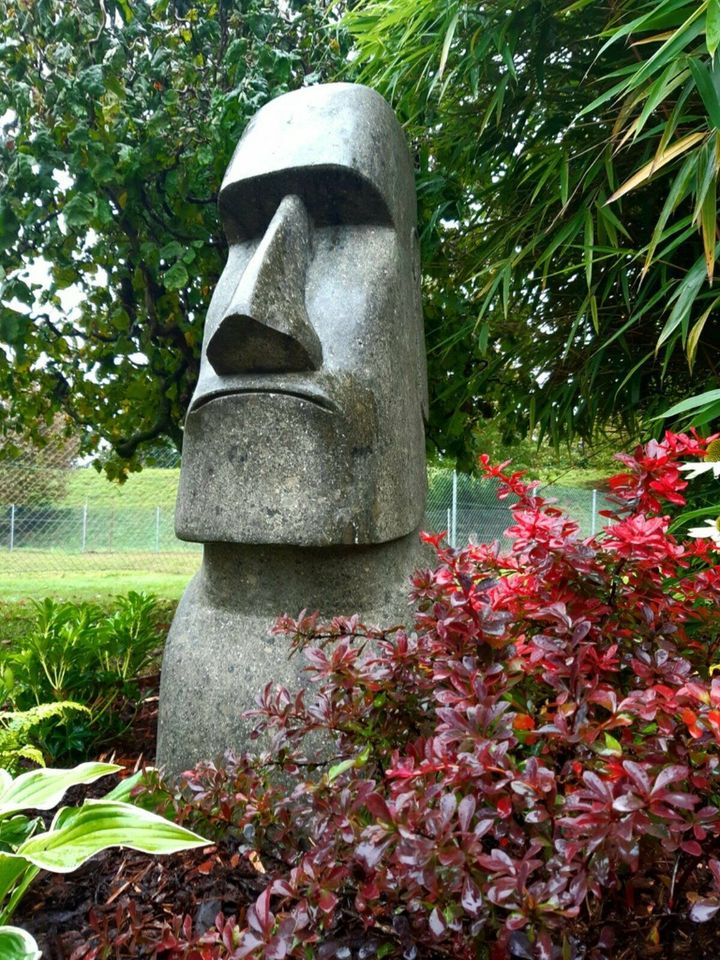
[0,592,168,761]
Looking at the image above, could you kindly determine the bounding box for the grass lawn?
[60,466,181,508]
[0,550,198,601]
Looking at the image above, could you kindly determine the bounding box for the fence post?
[9,504,15,552]
[155,506,161,553]
[451,470,458,547]
[81,502,88,552]
[591,488,598,536]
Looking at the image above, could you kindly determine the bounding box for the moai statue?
[157,83,428,777]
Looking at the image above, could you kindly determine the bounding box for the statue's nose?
[206,194,322,375]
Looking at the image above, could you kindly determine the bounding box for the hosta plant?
[113,431,720,959]
[0,762,207,959]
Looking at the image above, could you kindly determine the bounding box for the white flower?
[687,518,720,545]
[679,462,720,480]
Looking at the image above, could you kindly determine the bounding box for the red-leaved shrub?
[115,433,720,958]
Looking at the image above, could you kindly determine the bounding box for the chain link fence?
[427,469,612,548]
[0,446,200,578]
[0,447,612,576]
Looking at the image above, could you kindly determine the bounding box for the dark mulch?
[18,839,264,958]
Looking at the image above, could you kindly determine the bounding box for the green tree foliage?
[0,0,342,478]
[345,0,720,467]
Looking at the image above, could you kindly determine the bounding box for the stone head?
[175,82,428,547]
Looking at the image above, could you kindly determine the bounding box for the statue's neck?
[195,533,428,617]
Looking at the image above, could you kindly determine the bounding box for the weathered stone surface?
[176,82,427,547]
[206,195,322,376]
[157,82,429,777]
[156,535,429,777]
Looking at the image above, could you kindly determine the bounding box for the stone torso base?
[156,533,428,779]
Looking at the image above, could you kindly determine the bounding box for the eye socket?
[219,166,393,243]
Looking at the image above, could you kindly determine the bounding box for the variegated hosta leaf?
[0,763,120,818]
[0,926,41,960]
[15,800,208,873]
[101,768,148,803]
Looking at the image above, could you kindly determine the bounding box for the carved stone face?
[175,83,427,547]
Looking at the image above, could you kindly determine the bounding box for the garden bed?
[12,695,720,960]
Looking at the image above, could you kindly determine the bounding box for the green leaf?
[62,193,96,229]
[655,387,720,418]
[560,152,569,207]
[0,309,29,346]
[163,262,189,291]
[656,249,713,349]
[0,857,28,905]
[0,763,120,818]
[16,800,207,873]
[607,131,707,203]
[584,208,594,288]
[687,302,713,368]
[708,0,720,58]
[78,64,105,98]
[700,179,718,283]
[101,770,146,803]
[477,320,490,355]
[0,927,40,960]
[437,11,459,82]
[688,57,720,128]
[159,241,183,261]
[670,504,720,531]
[327,746,371,783]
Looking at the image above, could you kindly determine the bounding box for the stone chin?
[175,385,425,547]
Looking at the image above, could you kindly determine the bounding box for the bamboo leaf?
[620,65,690,147]
[584,208,594,287]
[607,131,707,203]
[614,351,655,399]
[656,249,712,349]
[686,294,720,368]
[693,138,717,224]
[688,57,720,128]
[631,32,675,46]
[700,177,717,283]
[656,387,720,417]
[708,0,720,57]
[628,11,706,92]
[687,398,720,426]
[437,11,459,82]
[560,152,569,206]
[642,154,696,276]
